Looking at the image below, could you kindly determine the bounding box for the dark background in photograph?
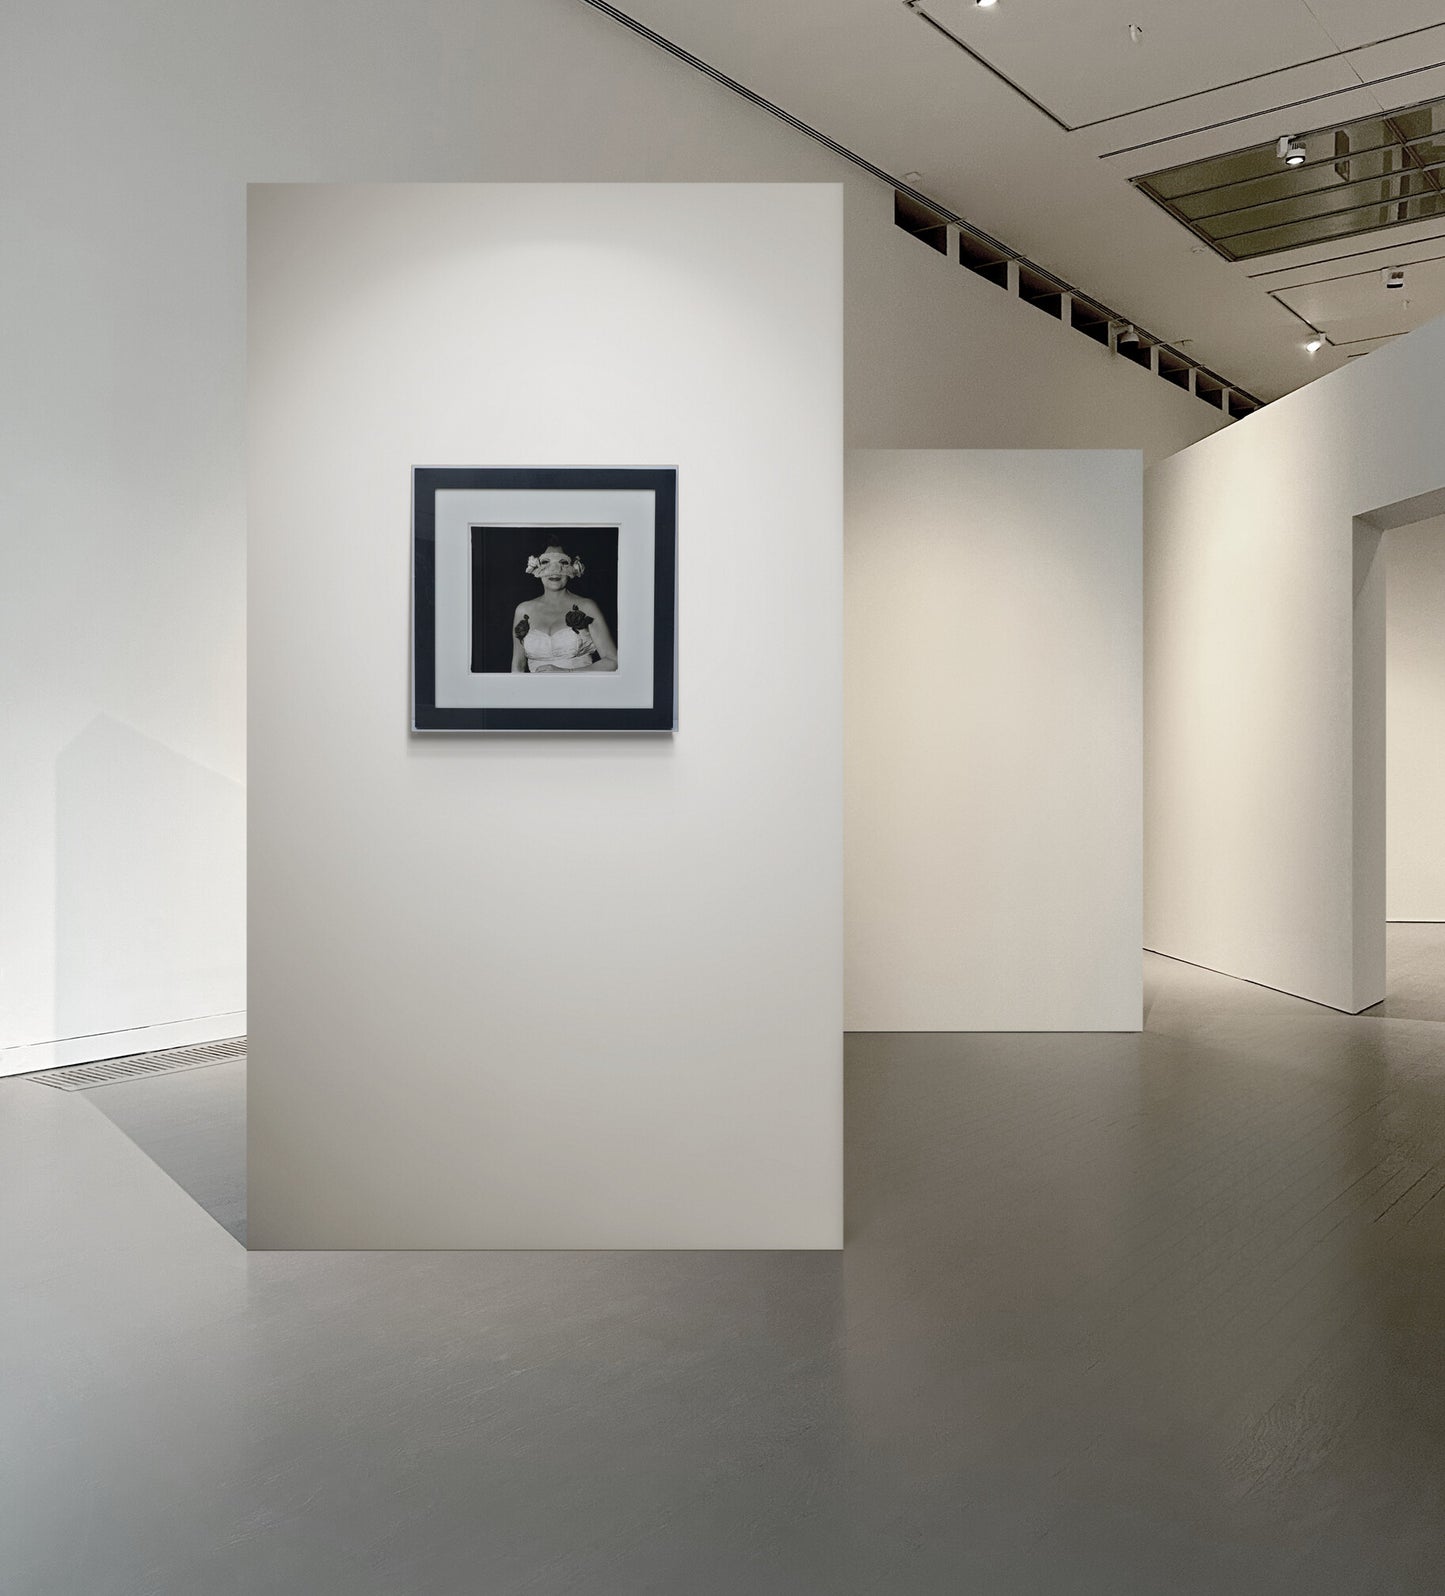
[470,525,621,673]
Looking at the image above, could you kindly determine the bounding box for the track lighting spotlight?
[1305,337,1323,353]
[1383,267,1406,290]
[1128,23,1143,43]
[1276,136,1307,167]
[1116,324,1139,347]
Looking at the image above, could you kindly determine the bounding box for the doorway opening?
[1356,487,1445,1018]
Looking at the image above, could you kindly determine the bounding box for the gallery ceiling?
[587,0,1445,401]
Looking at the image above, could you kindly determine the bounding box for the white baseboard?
[0,1011,247,1080]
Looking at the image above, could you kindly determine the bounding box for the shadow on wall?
[55,716,244,1041]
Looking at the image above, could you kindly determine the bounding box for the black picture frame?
[412,466,677,733]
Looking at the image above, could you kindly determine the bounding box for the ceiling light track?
[1211,188,1439,247]
[576,0,1264,410]
[1164,134,1416,205]
[1269,292,1332,356]
[1185,163,1445,228]
[900,0,1071,132]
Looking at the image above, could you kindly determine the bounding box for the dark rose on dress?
[514,613,530,641]
[565,605,591,632]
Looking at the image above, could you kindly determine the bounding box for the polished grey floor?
[5,933,1444,1594]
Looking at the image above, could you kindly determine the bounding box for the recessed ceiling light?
[976,0,998,9]
[1384,267,1406,290]
[1128,23,1143,42]
[1305,337,1324,353]
[1276,135,1307,167]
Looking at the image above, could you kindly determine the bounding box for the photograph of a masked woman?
[510,542,618,674]
[468,525,620,675]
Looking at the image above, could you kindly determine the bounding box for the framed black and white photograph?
[412,466,677,731]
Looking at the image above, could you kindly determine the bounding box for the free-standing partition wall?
[845,450,1144,1032]
[1145,313,1445,1015]
[248,185,843,1248]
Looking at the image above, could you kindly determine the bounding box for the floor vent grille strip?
[27,1037,248,1090]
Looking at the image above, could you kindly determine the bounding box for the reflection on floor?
[6,928,1444,1594]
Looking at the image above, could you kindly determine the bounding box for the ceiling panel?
[924,0,1333,127]
[604,0,1445,400]
[1300,0,1445,52]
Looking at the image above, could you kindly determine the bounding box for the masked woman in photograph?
[511,542,618,673]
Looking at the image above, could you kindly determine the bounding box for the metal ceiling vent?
[27,1037,247,1090]
[892,191,1262,416]
[1135,94,1445,262]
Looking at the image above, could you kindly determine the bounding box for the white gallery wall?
[0,0,1226,1071]
[248,183,842,1249]
[846,451,1143,1032]
[1387,515,1445,922]
[1146,314,1445,1014]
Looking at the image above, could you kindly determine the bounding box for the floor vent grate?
[27,1037,248,1091]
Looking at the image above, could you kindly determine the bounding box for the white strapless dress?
[523,624,596,671]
